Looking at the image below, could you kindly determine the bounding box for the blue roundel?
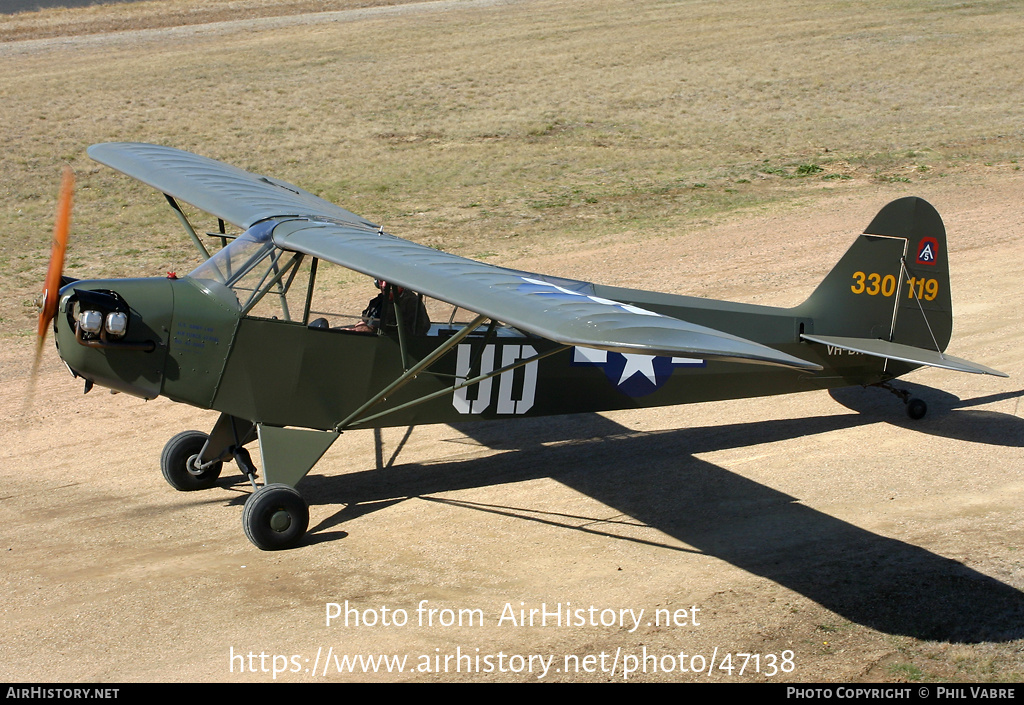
[572,348,704,397]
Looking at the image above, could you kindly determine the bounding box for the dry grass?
[0,0,417,42]
[2,0,1023,338]
[2,0,1023,683]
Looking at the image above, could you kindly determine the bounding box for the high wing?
[271,218,819,368]
[87,142,374,230]
[88,142,820,371]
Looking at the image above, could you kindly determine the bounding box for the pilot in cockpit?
[343,279,430,336]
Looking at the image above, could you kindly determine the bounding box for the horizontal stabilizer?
[801,334,1007,377]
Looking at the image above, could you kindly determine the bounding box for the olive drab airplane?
[36,143,1006,550]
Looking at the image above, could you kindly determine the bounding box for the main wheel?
[242,484,309,550]
[160,430,223,491]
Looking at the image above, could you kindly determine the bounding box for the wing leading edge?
[87,142,374,230]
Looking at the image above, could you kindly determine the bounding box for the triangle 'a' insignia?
[916,237,939,265]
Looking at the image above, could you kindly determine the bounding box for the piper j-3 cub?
[37,143,1006,550]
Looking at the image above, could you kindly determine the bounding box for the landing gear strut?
[160,416,325,550]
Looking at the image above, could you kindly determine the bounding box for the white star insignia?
[617,354,658,385]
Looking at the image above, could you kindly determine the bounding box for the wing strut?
[164,194,211,259]
[335,313,489,431]
[351,343,570,429]
[334,313,570,430]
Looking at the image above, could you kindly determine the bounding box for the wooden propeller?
[25,166,75,417]
[37,165,74,346]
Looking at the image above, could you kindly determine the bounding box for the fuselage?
[55,271,896,433]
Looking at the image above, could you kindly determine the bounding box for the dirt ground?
[3,171,1023,682]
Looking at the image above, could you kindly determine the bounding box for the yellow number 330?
[850,271,897,297]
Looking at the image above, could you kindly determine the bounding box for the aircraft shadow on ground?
[829,382,1024,446]
[301,394,1024,643]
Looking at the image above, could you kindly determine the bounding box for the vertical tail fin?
[797,197,952,352]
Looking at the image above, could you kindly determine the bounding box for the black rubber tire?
[242,484,309,551]
[907,398,928,420]
[160,430,222,491]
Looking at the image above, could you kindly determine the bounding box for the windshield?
[189,220,277,288]
[188,220,307,318]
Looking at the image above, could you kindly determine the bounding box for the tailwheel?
[870,381,928,421]
[242,483,309,551]
[906,397,928,420]
[161,430,223,491]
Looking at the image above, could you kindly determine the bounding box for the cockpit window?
[189,220,277,289]
[186,221,447,333]
[188,221,307,319]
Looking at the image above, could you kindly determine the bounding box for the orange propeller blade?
[38,165,74,342]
